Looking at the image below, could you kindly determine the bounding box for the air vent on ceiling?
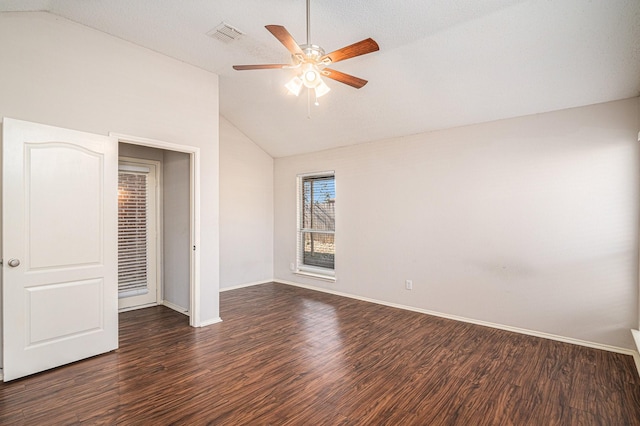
[207,22,244,43]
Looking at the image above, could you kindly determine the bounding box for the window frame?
[296,171,336,281]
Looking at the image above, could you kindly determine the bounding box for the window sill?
[294,270,336,282]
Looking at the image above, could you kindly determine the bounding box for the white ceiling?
[2,0,639,157]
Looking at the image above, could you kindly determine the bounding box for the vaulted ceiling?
[2,0,639,157]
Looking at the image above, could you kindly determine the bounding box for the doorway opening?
[116,137,199,326]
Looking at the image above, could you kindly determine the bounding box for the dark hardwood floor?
[1,282,639,425]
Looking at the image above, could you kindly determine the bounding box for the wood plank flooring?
[1,282,639,425]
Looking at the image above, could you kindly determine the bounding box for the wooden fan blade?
[323,68,368,89]
[321,38,379,64]
[233,64,289,70]
[265,25,304,56]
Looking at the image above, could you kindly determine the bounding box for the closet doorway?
[117,141,193,318]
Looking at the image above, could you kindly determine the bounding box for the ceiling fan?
[232,0,379,104]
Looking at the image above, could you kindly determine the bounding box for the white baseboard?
[220,280,273,292]
[199,317,223,327]
[631,329,640,351]
[631,330,640,376]
[162,301,223,327]
[274,279,637,357]
[633,352,640,378]
[162,300,222,327]
[162,300,189,316]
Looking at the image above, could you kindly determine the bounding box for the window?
[297,172,335,278]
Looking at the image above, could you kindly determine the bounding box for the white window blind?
[297,173,335,274]
[118,168,150,298]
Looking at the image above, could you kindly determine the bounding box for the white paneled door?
[2,118,118,381]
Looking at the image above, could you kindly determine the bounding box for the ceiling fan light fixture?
[301,63,321,88]
[315,79,331,98]
[285,76,303,96]
[304,70,317,84]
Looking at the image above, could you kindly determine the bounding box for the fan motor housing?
[299,44,325,62]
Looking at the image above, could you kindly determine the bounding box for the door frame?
[111,133,202,327]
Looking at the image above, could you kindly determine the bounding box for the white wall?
[275,98,640,350]
[220,117,274,288]
[0,12,220,323]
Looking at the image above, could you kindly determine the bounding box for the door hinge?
[193,245,196,251]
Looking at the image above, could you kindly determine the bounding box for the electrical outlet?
[289,262,295,271]
[405,280,413,290]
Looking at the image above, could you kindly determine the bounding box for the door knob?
[7,258,20,267]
